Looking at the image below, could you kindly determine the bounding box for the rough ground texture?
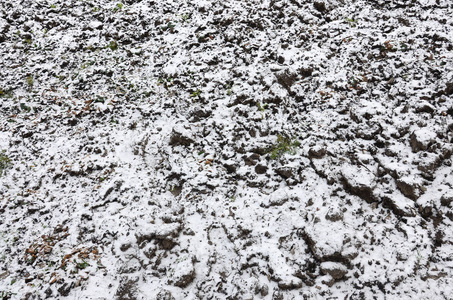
[0,0,453,299]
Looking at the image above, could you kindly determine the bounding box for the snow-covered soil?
[1,0,453,299]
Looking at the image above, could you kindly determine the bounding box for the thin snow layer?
[1,0,453,299]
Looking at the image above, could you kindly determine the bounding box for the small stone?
[57,282,74,297]
[320,262,348,280]
[272,290,284,300]
[277,277,303,290]
[45,287,53,298]
[445,81,453,95]
[156,289,175,300]
[223,161,237,173]
[88,21,103,30]
[396,176,423,200]
[325,208,344,222]
[417,153,441,177]
[120,243,132,252]
[314,2,327,12]
[415,102,435,114]
[244,153,260,166]
[27,206,41,214]
[169,126,195,147]
[135,223,181,245]
[440,191,453,207]
[321,275,336,287]
[171,256,195,288]
[341,165,376,203]
[410,128,437,152]
[308,146,326,159]
[441,191,453,207]
[419,204,433,218]
[68,118,78,126]
[275,166,294,179]
[381,193,416,217]
[0,271,9,279]
[275,69,297,91]
[255,164,268,174]
[261,195,290,207]
[260,284,269,296]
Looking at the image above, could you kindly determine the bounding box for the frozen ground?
[0,0,453,299]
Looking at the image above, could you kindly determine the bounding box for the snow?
[0,0,453,299]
